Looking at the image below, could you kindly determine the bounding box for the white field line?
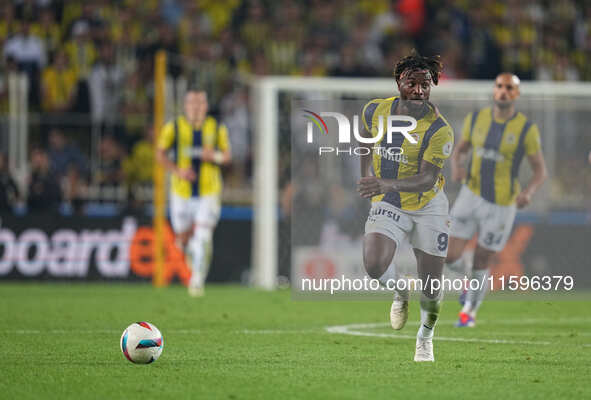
[324,323,553,345]
[3,316,590,347]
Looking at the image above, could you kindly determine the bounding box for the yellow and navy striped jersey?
[362,96,455,211]
[462,107,541,206]
[157,115,230,198]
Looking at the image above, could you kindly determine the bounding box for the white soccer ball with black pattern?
[120,322,164,364]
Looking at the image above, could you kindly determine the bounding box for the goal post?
[250,76,591,290]
[251,79,279,290]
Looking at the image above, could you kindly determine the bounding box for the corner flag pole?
[153,50,167,287]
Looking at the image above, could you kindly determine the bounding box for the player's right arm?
[451,113,474,182]
[516,124,547,208]
[155,121,197,182]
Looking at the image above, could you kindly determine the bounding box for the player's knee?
[177,230,192,247]
[445,251,459,264]
[363,234,396,279]
[473,246,495,269]
[363,248,390,279]
[445,238,465,263]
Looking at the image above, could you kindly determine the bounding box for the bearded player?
[156,89,232,296]
[446,73,547,327]
[358,53,454,362]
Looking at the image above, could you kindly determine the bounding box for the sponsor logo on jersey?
[476,147,505,162]
[370,207,401,221]
[375,147,409,164]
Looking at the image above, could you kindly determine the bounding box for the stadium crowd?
[1,0,590,214]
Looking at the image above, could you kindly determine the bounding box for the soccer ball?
[120,322,164,364]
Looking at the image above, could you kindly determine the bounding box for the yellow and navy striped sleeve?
[362,99,381,134]
[423,123,454,168]
[157,120,175,150]
[461,112,474,142]
[217,123,230,151]
[524,123,541,155]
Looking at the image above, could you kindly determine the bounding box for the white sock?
[417,293,442,339]
[463,268,489,317]
[189,228,213,287]
[445,257,466,274]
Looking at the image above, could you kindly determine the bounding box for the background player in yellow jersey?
[446,73,547,327]
[156,89,232,296]
[357,53,454,362]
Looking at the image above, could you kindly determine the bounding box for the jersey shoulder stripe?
[363,97,399,132]
[363,99,381,131]
[469,108,485,139]
[417,117,446,169]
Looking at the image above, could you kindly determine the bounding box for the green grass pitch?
[1,283,590,399]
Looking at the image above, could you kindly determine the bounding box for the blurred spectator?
[15,0,41,22]
[0,153,20,212]
[398,0,426,37]
[64,22,95,113]
[3,21,46,107]
[331,44,376,77]
[123,126,154,186]
[62,162,87,214]
[89,43,124,132]
[220,87,250,182]
[31,7,62,57]
[27,147,61,213]
[41,49,77,112]
[3,22,46,69]
[265,24,299,75]
[464,7,502,79]
[238,0,269,52]
[368,1,403,46]
[0,3,18,41]
[47,128,89,181]
[121,68,150,140]
[96,135,124,187]
[66,3,100,41]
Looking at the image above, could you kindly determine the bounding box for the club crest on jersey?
[442,141,453,156]
[505,134,516,144]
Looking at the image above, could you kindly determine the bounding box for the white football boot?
[188,285,204,297]
[414,336,434,362]
[390,291,409,330]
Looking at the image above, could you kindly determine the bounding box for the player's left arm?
[201,123,232,165]
[358,124,454,197]
[516,124,547,208]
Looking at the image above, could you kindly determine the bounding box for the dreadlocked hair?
[393,50,443,86]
